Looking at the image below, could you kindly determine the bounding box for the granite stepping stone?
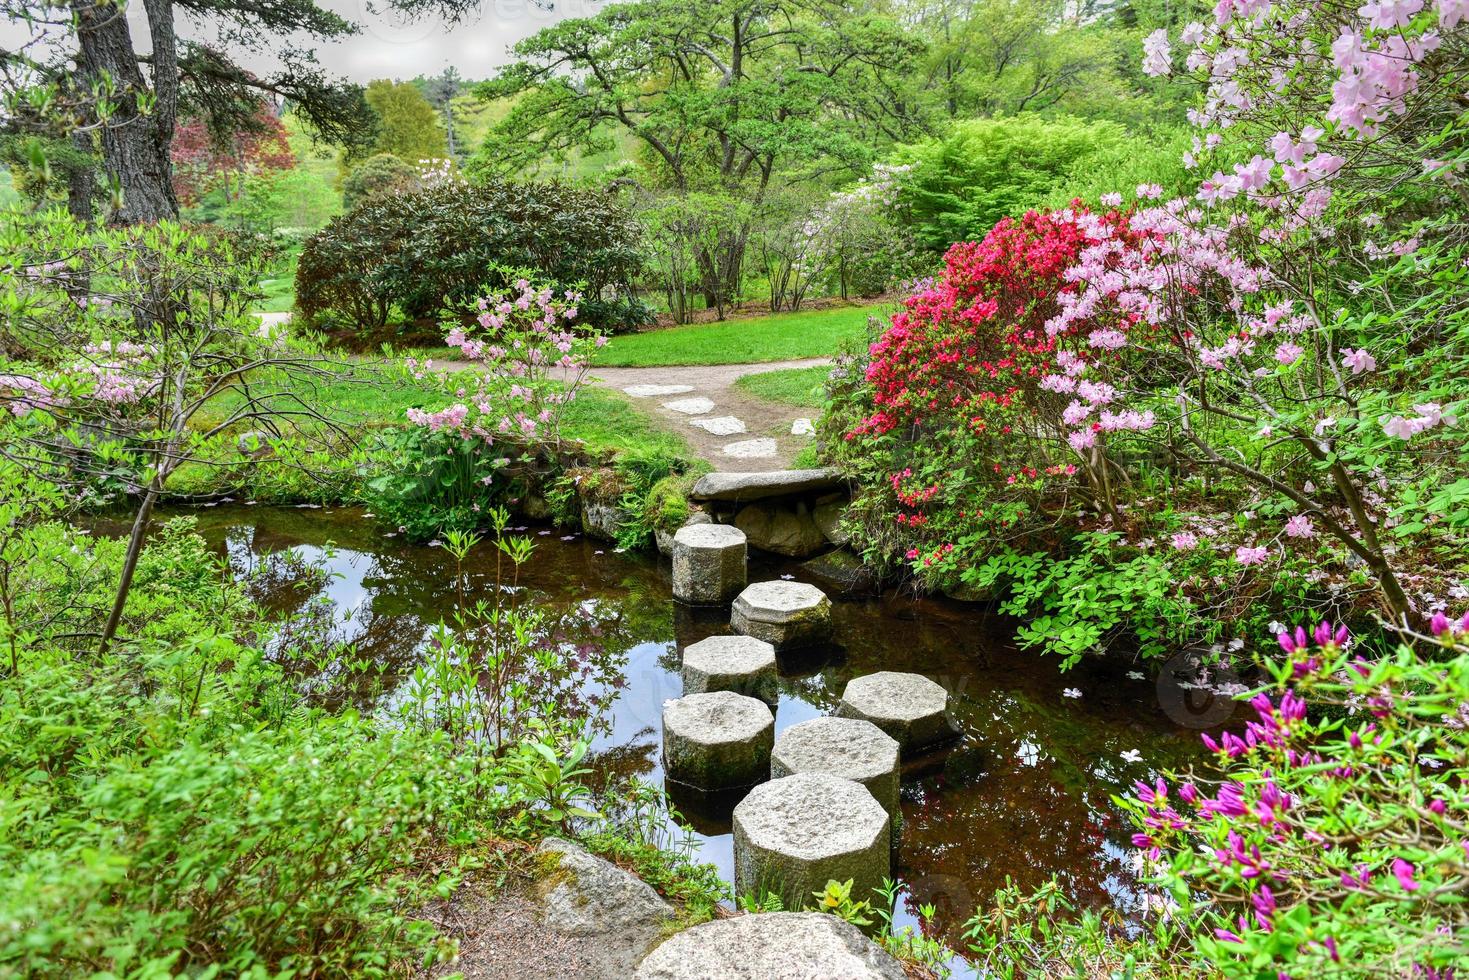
[682,634,778,704]
[732,772,890,911]
[663,396,715,415]
[689,415,747,435]
[837,671,962,753]
[662,691,774,790]
[771,717,901,823]
[635,912,905,979]
[731,580,832,651]
[672,523,747,605]
[722,437,778,458]
[625,384,694,398]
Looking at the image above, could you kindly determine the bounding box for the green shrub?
[342,152,421,209]
[296,179,650,334]
[893,114,1127,250]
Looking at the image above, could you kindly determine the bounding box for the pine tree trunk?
[72,0,179,223]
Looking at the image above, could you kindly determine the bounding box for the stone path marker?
[662,691,774,790]
[722,437,778,459]
[688,415,746,435]
[624,383,695,398]
[662,396,716,415]
[732,772,890,911]
[731,579,832,651]
[770,717,901,823]
[838,670,962,753]
[682,634,778,704]
[790,417,815,435]
[635,911,906,980]
[671,523,748,605]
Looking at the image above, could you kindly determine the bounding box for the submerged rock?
[636,912,905,979]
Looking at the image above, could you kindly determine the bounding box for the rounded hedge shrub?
[341,152,420,210]
[296,179,650,334]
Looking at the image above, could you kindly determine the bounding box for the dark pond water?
[154,504,1223,971]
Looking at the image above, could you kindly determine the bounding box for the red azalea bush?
[827,205,1146,577]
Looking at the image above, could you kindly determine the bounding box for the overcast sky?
[0,1,594,84]
[320,0,592,81]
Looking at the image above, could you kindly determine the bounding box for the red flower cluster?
[855,206,1130,440]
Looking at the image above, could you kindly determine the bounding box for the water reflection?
[161,505,1208,967]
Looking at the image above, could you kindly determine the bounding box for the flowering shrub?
[824,0,1469,637]
[366,278,605,539]
[1124,618,1469,977]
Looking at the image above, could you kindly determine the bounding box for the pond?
[159,504,1225,972]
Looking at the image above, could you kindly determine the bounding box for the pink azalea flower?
[1284,515,1315,538]
[1172,531,1199,551]
[1341,348,1376,374]
[1391,857,1420,891]
[1275,342,1304,365]
[1235,545,1270,565]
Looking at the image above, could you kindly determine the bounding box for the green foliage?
[364,425,507,540]
[353,79,449,167]
[296,179,648,334]
[342,152,421,209]
[964,534,1207,668]
[594,304,884,367]
[894,114,1127,250]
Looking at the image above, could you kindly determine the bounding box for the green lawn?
[592,303,887,367]
[733,365,833,408]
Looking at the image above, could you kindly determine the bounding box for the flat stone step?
[771,717,901,823]
[690,468,845,502]
[625,384,694,398]
[682,634,778,703]
[732,773,891,912]
[722,437,778,458]
[791,418,815,435]
[662,691,774,790]
[663,396,716,415]
[689,415,747,435]
[635,912,905,979]
[837,671,962,753]
[731,580,832,651]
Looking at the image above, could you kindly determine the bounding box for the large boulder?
[800,548,880,595]
[690,469,845,503]
[732,773,890,911]
[636,912,906,979]
[734,500,827,558]
[536,838,674,975]
[812,494,850,546]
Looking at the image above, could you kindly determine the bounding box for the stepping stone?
[732,773,890,911]
[688,415,747,435]
[690,468,844,502]
[662,691,774,790]
[791,417,815,436]
[663,396,715,415]
[722,437,778,458]
[682,635,778,704]
[635,912,905,979]
[624,384,694,398]
[771,717,901,824]
[837,671,962,753]
[672,523,747,605]
[731,580,832,651]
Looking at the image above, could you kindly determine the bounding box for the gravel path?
[587,358,831,472]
